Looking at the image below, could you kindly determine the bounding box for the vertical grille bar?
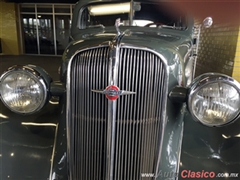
[68,46,167,180]
[68,47,109,180]
[114,47,167,180]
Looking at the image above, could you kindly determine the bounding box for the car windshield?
[79,1,187,30]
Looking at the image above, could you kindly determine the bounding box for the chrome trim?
[115,18,121,36]
[0,65,48,114]
[203,17,213,28]
[129,0,134,25]
[106,38,120,180]
[66,41,169,180]
[188,73,240,127]
[192,25,201,78]
[66,44,110,180]
[92,87,136,98]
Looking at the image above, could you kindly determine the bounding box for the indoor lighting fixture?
[88,2,130,16]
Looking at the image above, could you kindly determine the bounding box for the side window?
[79,7,89,29]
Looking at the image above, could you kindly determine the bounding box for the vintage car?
[0,0,240,180]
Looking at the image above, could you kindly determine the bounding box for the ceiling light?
[88,2,130,16]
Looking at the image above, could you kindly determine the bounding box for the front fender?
[0,99,59,180]
[179,112,240,179]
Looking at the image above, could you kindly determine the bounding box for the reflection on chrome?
[235,134,240,138]
[21,122,57,127]
[167,131,177,166]
[222,133,240,139]
[72,40,84,45]
[58,152,67,170]
[222,134,231,139]
[49,100,59,105]
[51,172,57,180]
[211,153,221,159]
[0,113,9,119]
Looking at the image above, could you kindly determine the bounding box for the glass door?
[55,15,71,55]
[22,14,38,54]
[21,4,73,55]
[38,15,54,55]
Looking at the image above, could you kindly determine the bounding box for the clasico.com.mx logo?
[181,170,239,179]
[141,170,178,178]
[141,170,239,179]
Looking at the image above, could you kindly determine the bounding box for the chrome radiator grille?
[68,46,167,180]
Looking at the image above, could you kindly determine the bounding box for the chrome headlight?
[188,73,240,127]
[0,65,51,114]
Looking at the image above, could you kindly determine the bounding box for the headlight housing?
[0,65,51,114]
[188,73,240,127]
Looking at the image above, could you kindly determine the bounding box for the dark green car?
[0,0,240,180]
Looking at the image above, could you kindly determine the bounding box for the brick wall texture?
[232,32,240,82]
[195,22,240,82]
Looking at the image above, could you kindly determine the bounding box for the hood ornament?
[92,85,136,101]
[115,18,122,36]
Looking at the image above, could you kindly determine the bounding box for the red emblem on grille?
[92,85,136,101]
[104,85,121,100]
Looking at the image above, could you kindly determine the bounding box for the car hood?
[64,29,192,67]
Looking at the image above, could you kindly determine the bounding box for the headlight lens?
[188,73,240,126]
[0,67,48,114]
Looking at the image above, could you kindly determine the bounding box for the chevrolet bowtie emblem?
[92,85,136,101]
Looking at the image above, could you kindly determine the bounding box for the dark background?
[5,0,78,3]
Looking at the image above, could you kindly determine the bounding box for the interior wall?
[232,28,240,82]
[0,0,21,55]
